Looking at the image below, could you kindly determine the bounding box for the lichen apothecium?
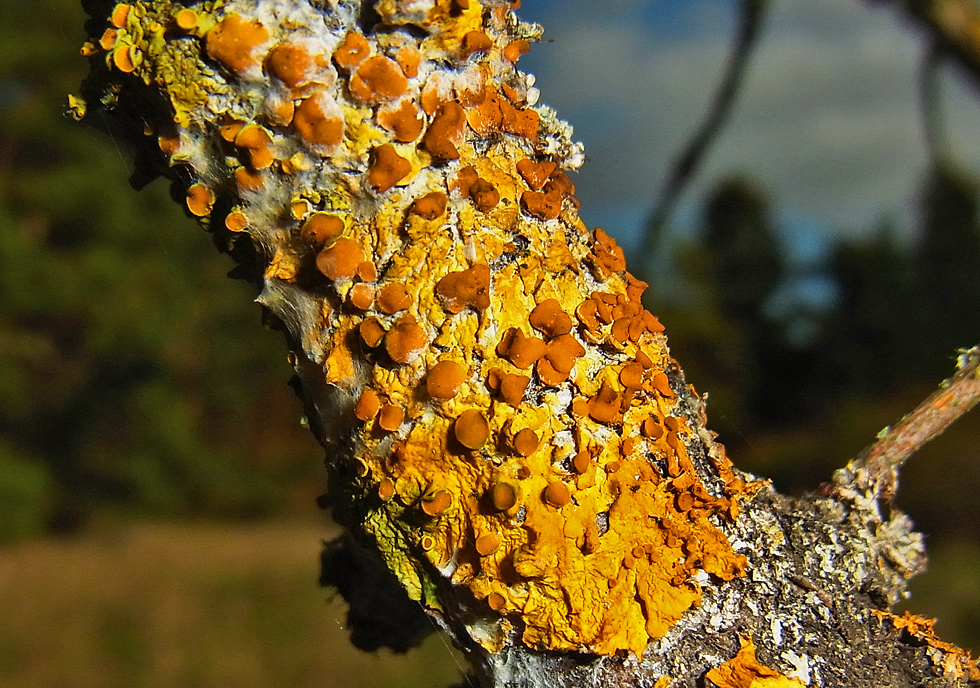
[76,0,754,658]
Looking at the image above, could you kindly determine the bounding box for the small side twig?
[847,345,980,493]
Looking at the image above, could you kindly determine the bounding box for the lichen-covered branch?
[74,2,980,686]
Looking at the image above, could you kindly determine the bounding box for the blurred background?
[0,0,978,685]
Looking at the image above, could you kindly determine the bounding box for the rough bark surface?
[73,1,980,686]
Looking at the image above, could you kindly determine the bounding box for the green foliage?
[0,441,54,543]
[640,167,980,529]
[0,0,320,532]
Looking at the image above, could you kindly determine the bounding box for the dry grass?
[0,520,463,688]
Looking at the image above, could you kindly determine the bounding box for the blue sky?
[509,0,980,263]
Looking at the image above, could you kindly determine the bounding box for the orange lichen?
[272,99,296,127]
[705,636,805,688]
[316,237,365,280]
[368,143,412,193]
[454,66,488,107]
[99,28,118,51]
[349,283,375,310]
[332,32,370,70]
[294,95,344,147]
[620,362,644,389]
[355,389,381,421]
[869,611,980,680]
[626,273,648,302]
[516,159,557,191]
[529,298,572,338]
[572,451,592,474]
[421,489,453,517]
[575,300,600,333]
[112,45,137,73]
[454,409,490,449]
[590,227,626,275]
[653,372,674,397]
[396,45,421,78]
[475,532,502,556]
[205,14,269,75]
[536,333,585,386]
[465,86,505,135]
[110,3,130,28]
[469,178,500,213]
[265,43,314,88]
[411,191,448,220]
[356,260,378,282]
[420,72,452,115]
[350,56,408,104]
[461,31,493,59]
[496,327,547,369]
[499,98,539,139]
[378,478,396,501]
[489,480,520,512]
[377,283,412,314]
[547,169,576,197]
[234,166,265,193]
[378,100,424,142]
[543,481,571,508]
[185,183,214,217]
[359,317,386,348]
[378,404,405,431]
[588,379,622,424]
[488,368,531,406]
[301,213,345,245]
[385,316,427,364]
[219,119,244,142]
[235,124,274,169]
[455,165,479,197]
[224,210,248,233]
[498,372,530,406]
[426,361,468,399]
[641,418,664,439]
[423,101,466,160]
[521,188,563,222]
[503,39,530,63]
[435,264,491,313]
[175,8,197,31]
[512,429,538,457]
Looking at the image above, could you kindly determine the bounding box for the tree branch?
[842,345,980,497]
[643,0,770,263]
[74,2,979,686]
